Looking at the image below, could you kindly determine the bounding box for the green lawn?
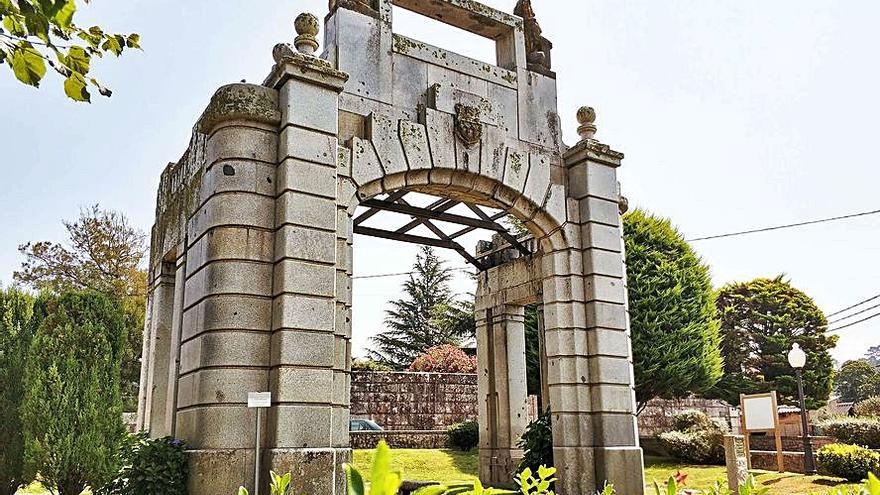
[351,451,857,494]
[17,451,857,494]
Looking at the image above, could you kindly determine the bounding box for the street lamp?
[788,343,817,474]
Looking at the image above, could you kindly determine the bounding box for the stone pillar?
[136,294,153,431]
[145,261,176,436]
[262,15,351,495]
[555,107,644,494]
[177,83,281,495]
[164,253,187,436]
[477,305,529,486]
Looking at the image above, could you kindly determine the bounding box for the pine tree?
[0,288,35,495]
[370,246,474,369]
[22,291,127,495]
[710,276,837,409]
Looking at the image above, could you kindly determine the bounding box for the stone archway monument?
[137,1,644,493]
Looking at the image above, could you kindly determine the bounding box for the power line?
[828,301,880,325]
[686,208,880,242]
[827,292,880,318]
[353,266,472,280]
[828,310,880,333]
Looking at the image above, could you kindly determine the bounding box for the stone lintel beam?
[195,83,281,135]
[264,48,350,92]
[393,0,522,39]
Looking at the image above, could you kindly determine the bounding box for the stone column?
[477,305,529,486]
[560,107,644,494]
[136,294,153,431]
[164,253,187,436]
[177,83,281,495]
[145,261,176,436]
[262,15,351,495]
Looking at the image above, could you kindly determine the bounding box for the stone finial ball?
[295,13,320,37]
[577,106,596,125]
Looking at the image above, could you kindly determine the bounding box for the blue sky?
[1,0,878,363]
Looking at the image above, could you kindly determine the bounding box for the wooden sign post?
[740,391,785,473]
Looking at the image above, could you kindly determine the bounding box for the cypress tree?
[0,288,35,495]
[624,209,723,410]
[22,291,127,495]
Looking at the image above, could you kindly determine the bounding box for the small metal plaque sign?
[247,392,271,408]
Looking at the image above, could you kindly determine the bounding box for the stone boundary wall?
[350,430,450,449]
[351,371,477,430]
[638,397,737,437]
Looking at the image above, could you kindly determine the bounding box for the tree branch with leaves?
[0,0,140,101]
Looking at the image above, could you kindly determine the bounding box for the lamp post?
[788,343,817,474]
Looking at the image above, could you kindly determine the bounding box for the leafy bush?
[671,409,717,431]
[103,433,187,495]
[517,409,553,474]
[0,288,34,495]
[657,410,724,464]
[856,397,880,417]
[448,420,479,451]
[819,417,880,449]
[409,345,477,374]
[22,291,127,495]
[817,443,880,482]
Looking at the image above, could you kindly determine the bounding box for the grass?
[352,448,479,484]
[351,450,857,494]
[17,450,858,494]
[643,455,857,494]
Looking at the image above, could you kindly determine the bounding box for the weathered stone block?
[176,368,268,408]
[206,125,278,166]
[275,191,337,231]
[277,158,338,199]
[279,78,339,134]
[271,367,334,403]
[177,405,256,449]
[269,405,333,447]
[179,330,270,374]
[272,294,335,332]
[181,294,272,342]
[569,161,618,202]
[270,330,336,368]
[272,259,336,297]
[278,125,337,166]
[274,225,337,264]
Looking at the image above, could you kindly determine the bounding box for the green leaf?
[3,13,26,36]
[101,33,123,55]
[52,0,74,29]
[126,32,140,49]
[11,41,45,86]
[23,11,49,42]
[238,487,249,495]
[63,45,89,73]
[344,464,365,495]
[63,71,90,101]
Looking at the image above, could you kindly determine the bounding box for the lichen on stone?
[196,84,281,134]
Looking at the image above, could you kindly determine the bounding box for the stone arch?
[138,0,646,493]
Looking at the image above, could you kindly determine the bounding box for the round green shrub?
[855,397,880,417]
[103,433,188,495]
[816,443,880,482]
[818,417,880,449]
[658,410,725,464]
[447,420,479,451]
[672,409,717,431]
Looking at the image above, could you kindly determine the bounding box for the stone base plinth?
[553,446,645,495]
[187,447,351,495]
[266,447,351,495]
[188,449,255,495]
[479,447,523,487]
